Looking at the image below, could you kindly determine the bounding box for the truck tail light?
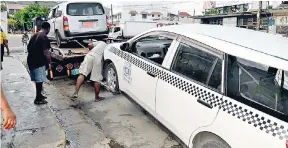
[63,16,69,31]
[66,63,73,70]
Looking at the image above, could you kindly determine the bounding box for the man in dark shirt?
[27,22,51,105]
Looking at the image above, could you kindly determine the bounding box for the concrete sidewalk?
[1,57,66,148]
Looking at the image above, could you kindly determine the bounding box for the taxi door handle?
[147,71,156,77]
[197,99,213,109]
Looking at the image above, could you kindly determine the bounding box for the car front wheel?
[104,63,120,94]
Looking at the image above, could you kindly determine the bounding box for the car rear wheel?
[105,63,120,94]
[193,133,230,148]
[56,31,64,48]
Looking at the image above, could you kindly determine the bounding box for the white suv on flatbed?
[47,1,108,47]
[103,24,288,148]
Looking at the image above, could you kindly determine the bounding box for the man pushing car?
[72,41,107,102]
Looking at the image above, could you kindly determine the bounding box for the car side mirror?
[120,42,130,52]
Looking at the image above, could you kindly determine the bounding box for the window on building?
[142,14,147,19]
[226,55,288,120]
[9,9,15,14]
[172,42,223,90]
[158,15,160,17]
[131,13,136,17]
[152,14,154,17]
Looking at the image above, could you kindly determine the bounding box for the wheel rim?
[56,33,61,46]
[106,67,117,91]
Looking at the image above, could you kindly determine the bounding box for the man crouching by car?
[72,41,107,102]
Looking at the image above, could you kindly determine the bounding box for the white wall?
[0,11,8,34]
[223,17,237,27]
[120,8,165,23]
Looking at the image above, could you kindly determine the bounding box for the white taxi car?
[103,24,288,148]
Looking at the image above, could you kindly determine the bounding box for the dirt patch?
[108,140,125,148]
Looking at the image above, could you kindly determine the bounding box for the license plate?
[71,69,79,75]
[83,22,95,28]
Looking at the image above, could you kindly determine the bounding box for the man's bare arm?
[44,48,52,66]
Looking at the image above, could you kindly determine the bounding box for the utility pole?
[193,9,195,24]
[256,1,262,31]
[178,10,180,22]
[111,4,113,26]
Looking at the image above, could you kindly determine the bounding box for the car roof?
[155,24,288,61]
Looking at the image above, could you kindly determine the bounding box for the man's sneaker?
[34,99,48,105]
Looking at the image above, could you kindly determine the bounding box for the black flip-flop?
[95,97,105,102]
[34,100,48,105]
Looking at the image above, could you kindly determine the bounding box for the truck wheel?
[193,133,230,148]
[104,63,120,94]
[56,32,64,48]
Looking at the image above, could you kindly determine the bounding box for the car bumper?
[64,30,109,40]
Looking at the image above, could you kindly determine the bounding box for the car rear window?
[227,56,288,121]
[67,3,104,16]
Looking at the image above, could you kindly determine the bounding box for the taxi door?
[123,32,178,114]
[155,37,223,145]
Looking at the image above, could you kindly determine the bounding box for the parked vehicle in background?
[108,21,157,40]
[31,16,48,34]
[103,24,288,148]
[47,1,109,47]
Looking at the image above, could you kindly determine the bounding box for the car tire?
[104,63,120,94]
[193,133,230,148]
[56,31,64,48]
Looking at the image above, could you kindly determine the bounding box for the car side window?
[226,55,288,120]
[171,43,222,91]
[131,35,174,65]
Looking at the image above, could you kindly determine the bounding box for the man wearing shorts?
[72,41,107,102]
[27,22,51,105]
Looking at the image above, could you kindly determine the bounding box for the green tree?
[1,4,7,12]
[8,18,17,32]
[13,3,50,30]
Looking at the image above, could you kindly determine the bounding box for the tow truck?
[31,16,89,79]
[47,40,89,80]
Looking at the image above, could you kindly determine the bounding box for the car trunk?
[66,2,107,33]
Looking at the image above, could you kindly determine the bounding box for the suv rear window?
[67,3,104,16]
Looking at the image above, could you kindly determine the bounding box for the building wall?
[0,11,8,34]
[119,7,166,23]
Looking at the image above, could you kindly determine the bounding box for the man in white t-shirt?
[72,41,107,102]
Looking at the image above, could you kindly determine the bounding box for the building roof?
[149,24,288,70]
[179,12,191,17]
[192,11,271,19]
[129,10,138,14]
[151,12,162,15]
[7,4,26,10]
[140,11,149,14]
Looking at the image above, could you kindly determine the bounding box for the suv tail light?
[63,16,69,31]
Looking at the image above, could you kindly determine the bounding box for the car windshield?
[67,3,104,16]
[227,56,288,116]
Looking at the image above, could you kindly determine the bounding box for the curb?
[11,56,67,148]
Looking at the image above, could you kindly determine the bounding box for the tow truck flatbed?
[47,41,89,80]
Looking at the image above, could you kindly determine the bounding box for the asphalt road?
[7,34,183,148]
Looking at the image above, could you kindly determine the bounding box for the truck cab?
[108,26,122,40]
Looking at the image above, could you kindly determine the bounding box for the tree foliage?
[13,3,49,29]
[1,4,7,12]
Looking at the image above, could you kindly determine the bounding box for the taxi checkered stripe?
[108,47,288,140]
